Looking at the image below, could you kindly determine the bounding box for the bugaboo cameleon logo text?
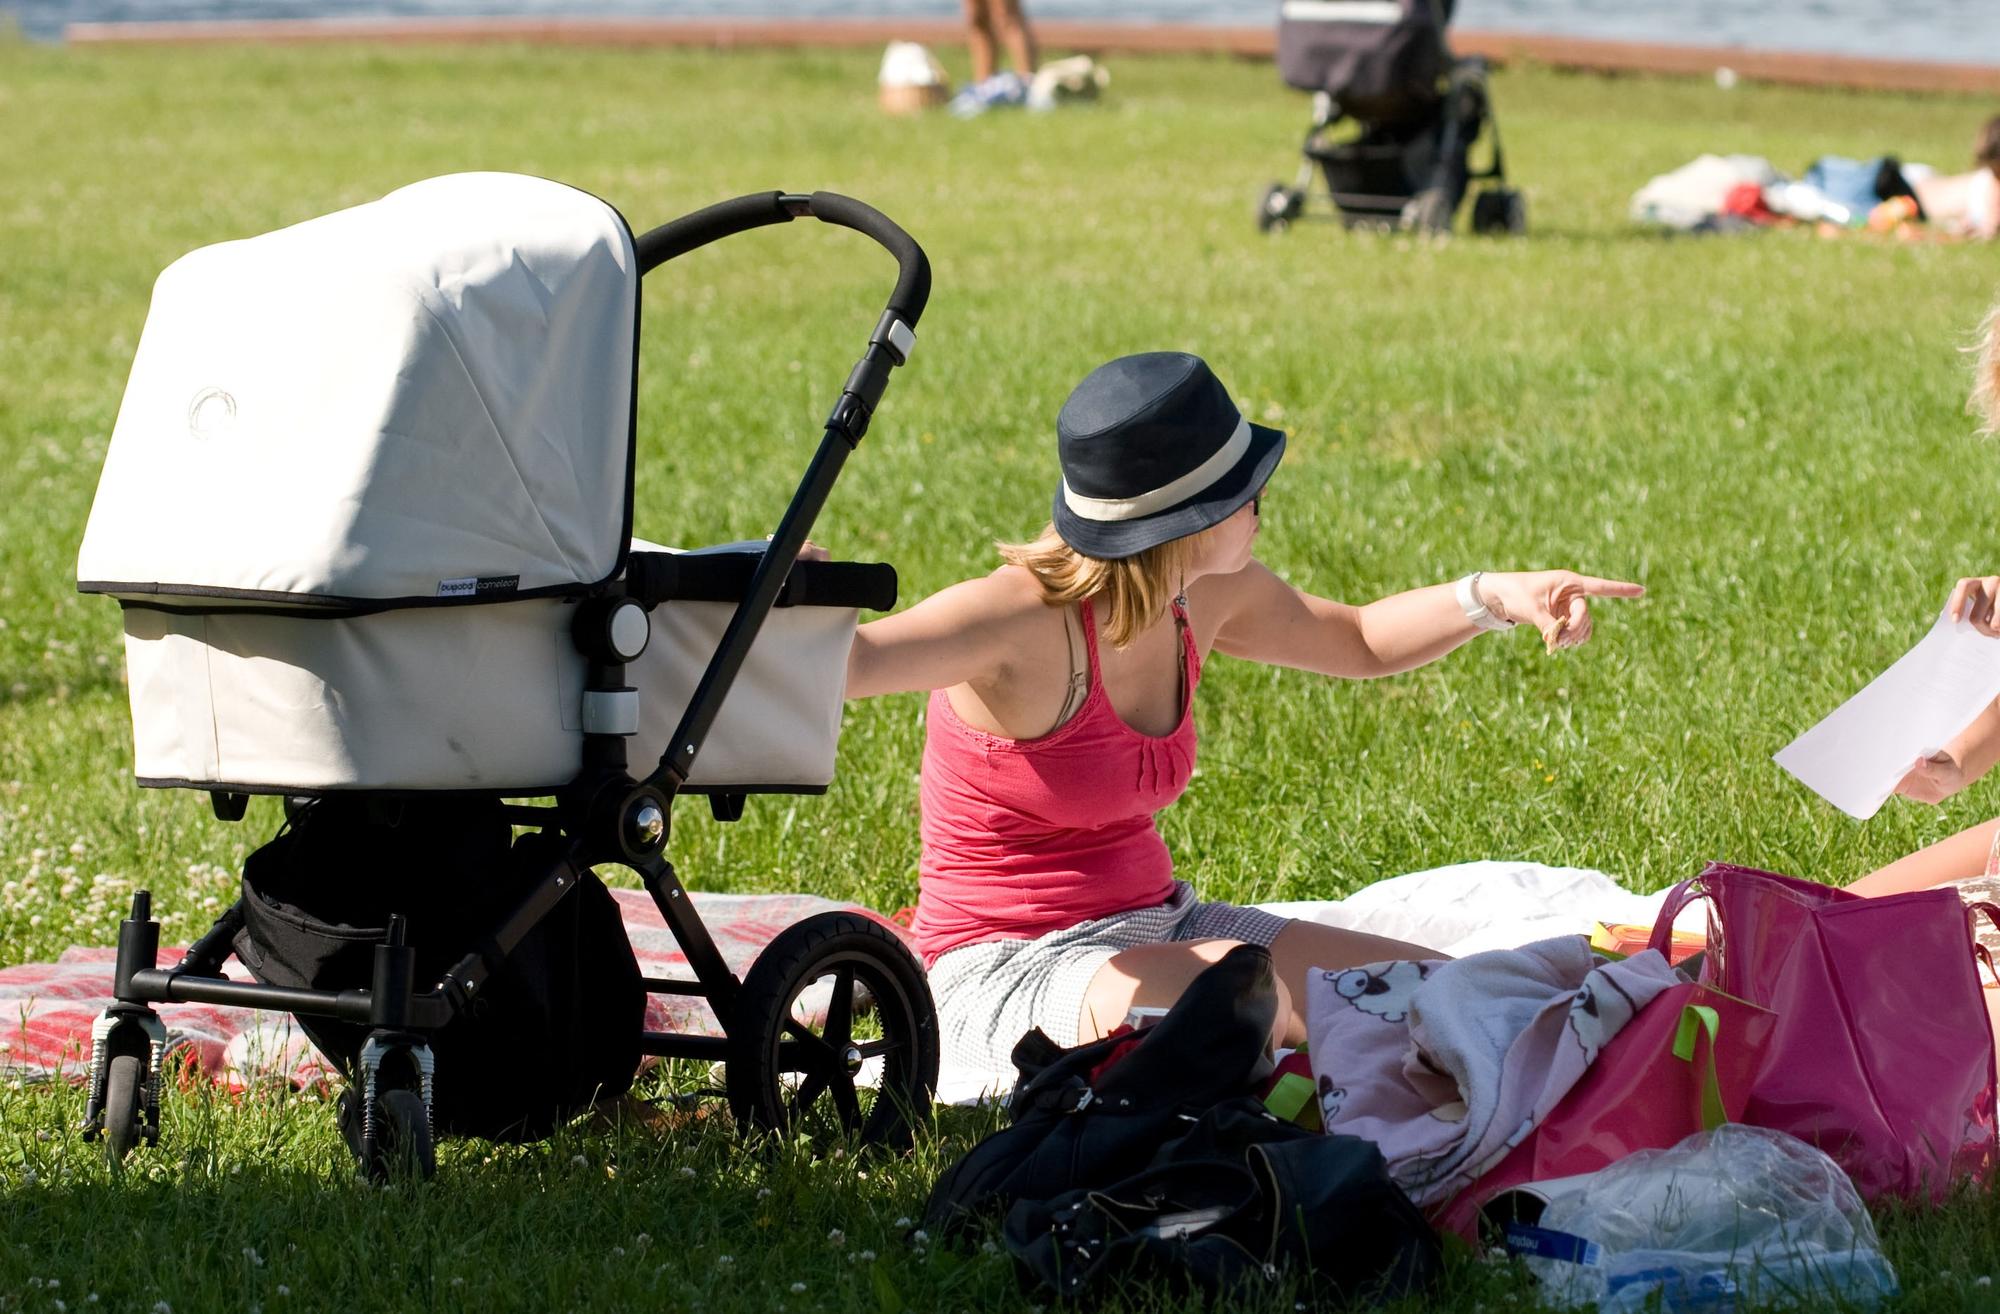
[187,388,236,439]
[438,575,521,598]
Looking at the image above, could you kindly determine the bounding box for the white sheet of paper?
[1774,612,2000,820]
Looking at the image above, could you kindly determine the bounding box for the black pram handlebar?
[633,191,930,330]
[626,190,929,796]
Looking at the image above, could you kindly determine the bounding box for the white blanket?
[936,861,1704,1103]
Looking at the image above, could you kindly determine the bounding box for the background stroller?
[1259,0,1524,235]
[72,173,940,1178]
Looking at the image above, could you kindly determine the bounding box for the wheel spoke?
[788,1070,829,1125]
[776,1038,832,1074]
[829,1073,864,1130]
[823,967,856,1048]
[855,1038,902,1060]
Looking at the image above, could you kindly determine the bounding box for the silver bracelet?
[1456,572,1516,632]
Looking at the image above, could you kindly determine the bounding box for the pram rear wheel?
[101,1053,145,1164]
[727,912,939,1148]
[1471,187,1526,235]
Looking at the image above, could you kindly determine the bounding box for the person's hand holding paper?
[1774,609,2000,820]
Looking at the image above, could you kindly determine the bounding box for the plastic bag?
[1512,1124,1899,1312]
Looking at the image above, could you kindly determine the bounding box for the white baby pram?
[73,173,938,1177]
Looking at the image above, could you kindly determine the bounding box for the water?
[8,0,1996,66]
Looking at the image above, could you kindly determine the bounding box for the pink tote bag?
[1433,982,1774,1241]
[1649,862,1998,1200]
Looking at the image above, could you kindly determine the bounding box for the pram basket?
[75,175,941,1175]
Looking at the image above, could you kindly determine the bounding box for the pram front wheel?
[340,1083,438,1183]
[1257,182,1303,234]
[727,912,939,1147]
[100,1053,146,1164]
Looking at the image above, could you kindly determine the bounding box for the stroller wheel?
[100,1053,146,1164]
[1472,188,1527,236]
[1401,187,1456,237]
[727,912,939,1148]
[1257,182,1300,234]
[342,1084,437,1183]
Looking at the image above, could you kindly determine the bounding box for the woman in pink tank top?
[843,353,1644,1068]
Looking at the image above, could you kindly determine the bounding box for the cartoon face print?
[1326,960,1428,1025]
[1568,968,1641,1064]
[1317,1075,1348,1123]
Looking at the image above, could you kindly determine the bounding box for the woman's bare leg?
[1267,919,1441,1038]
[1847,816,2000,897]
[993,0,1038,76]
[962,0,998,84]
[1078,922,1442,1050]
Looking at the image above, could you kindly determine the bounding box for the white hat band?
[1060,417,1251,523]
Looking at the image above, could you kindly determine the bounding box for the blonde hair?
[997,522,1208,648]
[1974,301,2000,436]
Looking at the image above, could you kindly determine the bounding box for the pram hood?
[78,172,638,610]
[1277,0,1452,122]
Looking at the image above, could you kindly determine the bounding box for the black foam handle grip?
[807,191,932,329]
[633,192,794,274]
[626,551,898,614]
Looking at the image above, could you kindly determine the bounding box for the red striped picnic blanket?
[0,891,906,1089]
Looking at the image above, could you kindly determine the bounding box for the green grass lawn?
[5,32,2000,1312]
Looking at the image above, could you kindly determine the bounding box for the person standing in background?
[964,0,1038,85]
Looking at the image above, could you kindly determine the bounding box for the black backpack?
[924,945,1441,1307]
[233,796,644,1142]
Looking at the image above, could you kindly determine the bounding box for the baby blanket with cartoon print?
[1304,935,1680,1208]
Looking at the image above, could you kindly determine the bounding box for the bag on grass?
[1433,981,1774,1241]
[924,944,1440,1306]
[1004,1099,1437,1308]
[1648,862,1998,1199]
[234,795,644,1142]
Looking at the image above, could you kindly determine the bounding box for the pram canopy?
[1277,0,1454,124]
[78,172,638,610]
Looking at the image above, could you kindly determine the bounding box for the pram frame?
[82,190,940,1175]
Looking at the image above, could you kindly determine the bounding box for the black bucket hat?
[1050,352,1286,560]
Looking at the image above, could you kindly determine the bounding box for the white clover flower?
[756,1187,772,1200]
[911,1230,929,1246]
[634,1234,650,1248]
[790,1283,807,1294]
[858,1250,876,1262]
[893,1217,912,1230]
[611,1247,624,1258]
[152,1302,171,1314]
[275,1287,289,1298]
[678,1166,696,1178]
[571,1155,588,1169]
[716,1255,734,1267]
[827,1229,845,1246]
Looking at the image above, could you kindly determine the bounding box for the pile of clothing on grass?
[1632,152,1959,237]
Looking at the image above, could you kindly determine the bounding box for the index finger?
[1574,576,1646,598]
